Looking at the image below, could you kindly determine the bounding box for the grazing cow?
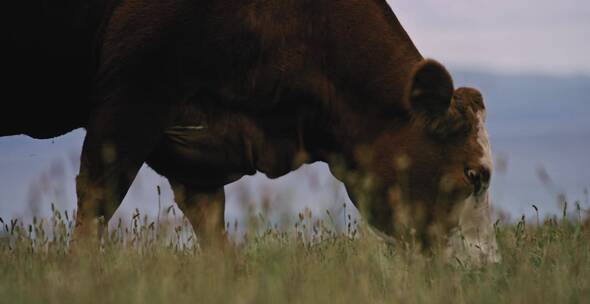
[1,0,498,260]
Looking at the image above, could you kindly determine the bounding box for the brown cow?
[1,0,498,260]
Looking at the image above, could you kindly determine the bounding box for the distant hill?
[452,70,590,139]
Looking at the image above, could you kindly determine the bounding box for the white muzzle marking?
[447,109,500,264]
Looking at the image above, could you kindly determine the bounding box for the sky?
[1,1,589,229]
[389,0,590,75]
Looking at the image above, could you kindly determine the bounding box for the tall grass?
[0,206,589,304]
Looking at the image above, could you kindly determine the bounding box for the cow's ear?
[407,59,454,116]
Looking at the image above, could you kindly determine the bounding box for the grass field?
[1,207,589,304]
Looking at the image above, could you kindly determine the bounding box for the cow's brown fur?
[1,0,493,250]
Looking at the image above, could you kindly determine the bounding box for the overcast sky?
[389,0,590,75]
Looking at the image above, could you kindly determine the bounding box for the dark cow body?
[1,0,496,254]
[1,1,114,138]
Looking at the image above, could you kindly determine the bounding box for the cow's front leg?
[75,102,172,243]
[170,181,227,248]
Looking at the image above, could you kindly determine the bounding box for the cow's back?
[1,0,421,139]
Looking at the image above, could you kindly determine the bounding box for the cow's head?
[350,59,493,251]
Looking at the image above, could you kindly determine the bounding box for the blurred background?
[1,0,589,231]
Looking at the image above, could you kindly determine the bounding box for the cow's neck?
[321,0,423,110]
[314,0,423,169]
